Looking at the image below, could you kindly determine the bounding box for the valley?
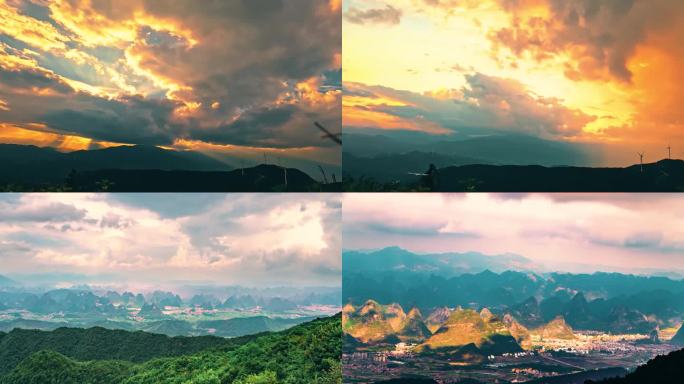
[343,301,682,383]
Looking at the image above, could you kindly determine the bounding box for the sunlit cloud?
[0,0,341,166]
[343,0,684,165]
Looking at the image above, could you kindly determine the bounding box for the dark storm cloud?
[42,96,179,145]
[0,0,341,154]
[345,4,402,25]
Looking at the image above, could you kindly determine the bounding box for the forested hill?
[0,314,342,384]
[587,347,684,384]
[0,326,254,376]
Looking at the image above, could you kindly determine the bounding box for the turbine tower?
[667,144,672,160]
[638,152,645,173]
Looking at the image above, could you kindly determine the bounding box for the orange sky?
[343,0,684,165]
[0,0,341,166]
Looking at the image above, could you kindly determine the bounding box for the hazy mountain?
[344,132,595,166]
[343,247,536,276]
[147,291,182,307]
[0,276,16,287]
[220,294,257,309]
[344,266,683,333]
[196,316,314,337]
[0,144,230,184]
[137,303,165,319]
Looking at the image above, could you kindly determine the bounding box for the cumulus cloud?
[0,0,341,159]
[344,72,596,139]
[345,4,402,25]
[0,201,86,222]
[0,193,341,286]
[490,0,684,83]
[343,193,684,274]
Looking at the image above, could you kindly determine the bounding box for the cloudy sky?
[344,193,684,275]
[0,193,341,287]
[0,0,341,166]
[343,0,684,166]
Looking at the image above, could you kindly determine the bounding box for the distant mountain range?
[344,247,537,276]
[0,276,15,288]
[344,132,597,166]
[0,287,339,337]
[0,144,340,191]
[344,251,684,333]
[343,133,684,192]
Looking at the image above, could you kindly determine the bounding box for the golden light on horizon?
[343,0,684,165]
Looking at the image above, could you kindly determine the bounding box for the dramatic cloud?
[343,0,684,166]
[343,193,684,275]
[345,4,402,25]
[0,0,341,165]
[345,73,595,139]
[0,193,341,286]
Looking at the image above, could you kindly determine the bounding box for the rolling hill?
[0,144,339,191]
[430,159,684,192]
[0,314,341,384]
[0,326,244,376]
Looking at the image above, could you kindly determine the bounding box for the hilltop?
[0,144,340,191]
[417,308,522,361]
[346,158,684,192]
[0,314,341,384]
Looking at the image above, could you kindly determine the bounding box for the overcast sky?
[0,0,341,166]
[0,193,341,288]
[343,193,684,275]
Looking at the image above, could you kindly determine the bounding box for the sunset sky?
[0,0,341,166]
[0,193,341,287]
[344,193,684,275]
[343,0,684,166]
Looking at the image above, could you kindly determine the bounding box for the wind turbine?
[315,122,342,145]
[667,144,672,160]
[278,157,288,186]
[638,152,645,173]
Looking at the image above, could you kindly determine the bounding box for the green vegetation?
[0,315,341,384]
[0,326,253,376]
